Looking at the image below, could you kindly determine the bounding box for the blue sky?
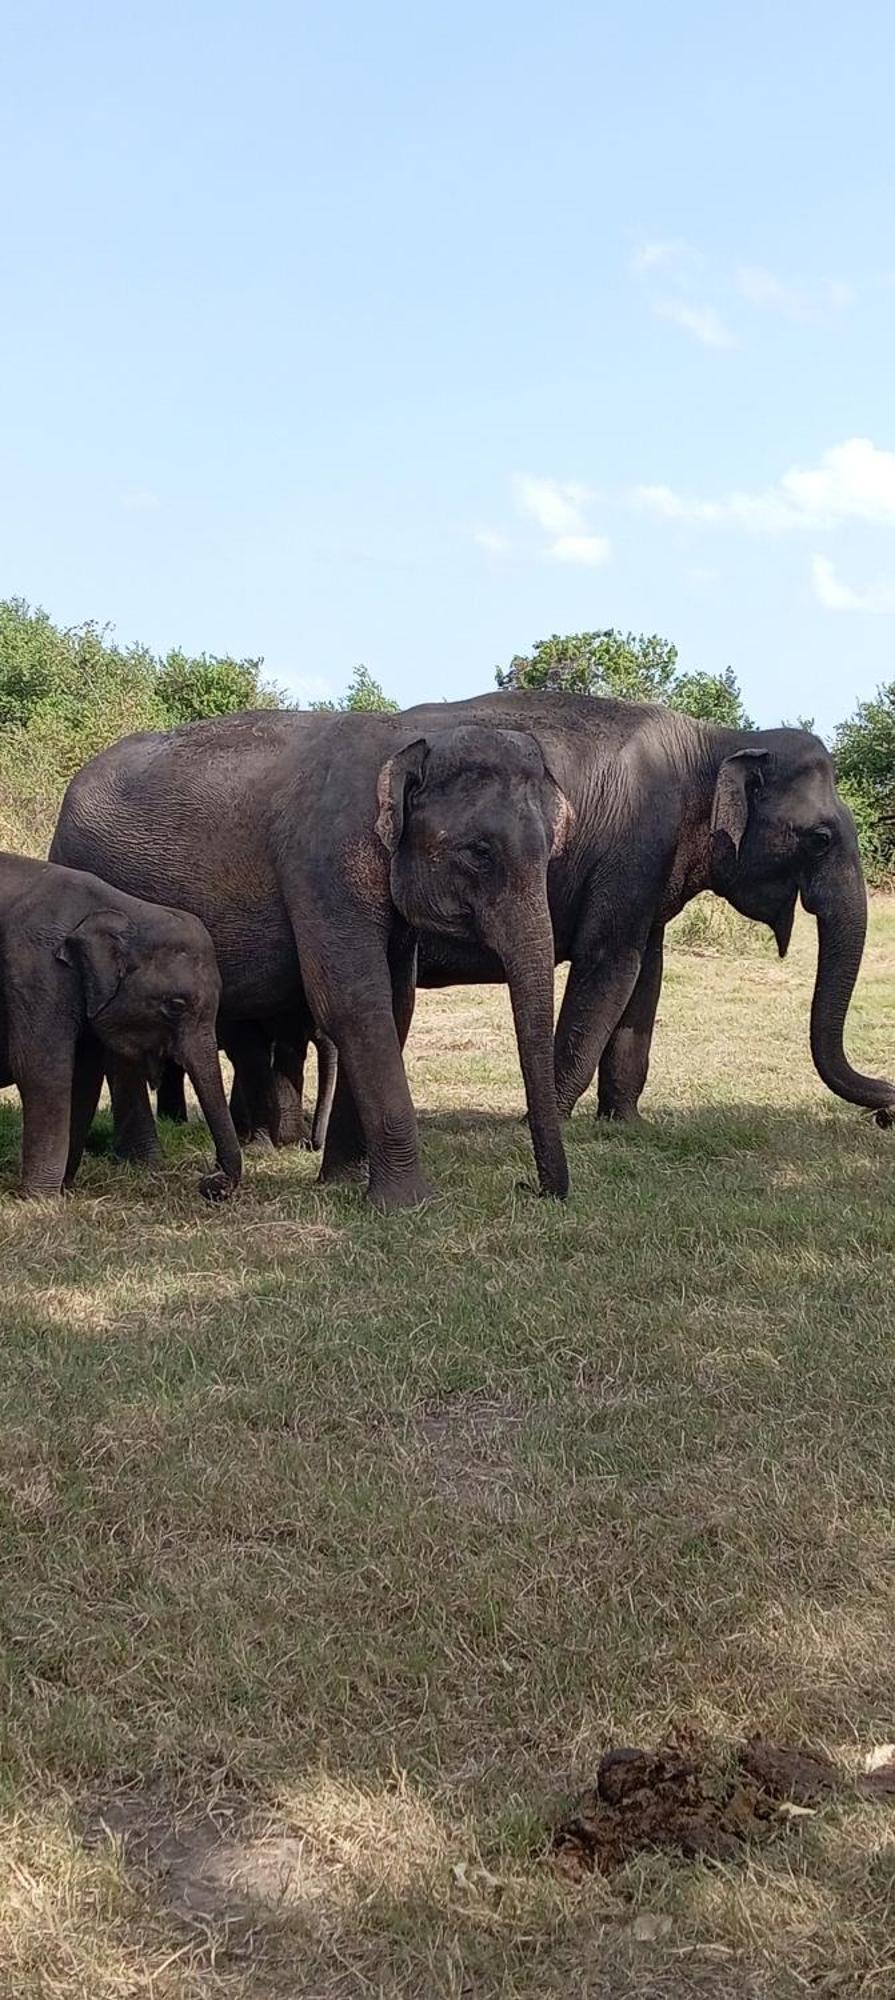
[2,0,894,733]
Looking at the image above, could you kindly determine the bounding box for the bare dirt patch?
[84,1788,339,1927]
[414,1389,526,1512]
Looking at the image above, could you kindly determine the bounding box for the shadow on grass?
[2,1089,895,1991]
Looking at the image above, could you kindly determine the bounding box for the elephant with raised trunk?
[52,713,573,1207]
[0,854,241,1199]
[50,692,895,1205]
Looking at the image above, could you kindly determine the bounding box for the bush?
[0,598,288,857]
[311,664,399,712]
[834,683,895,886]
[496,629,753,726]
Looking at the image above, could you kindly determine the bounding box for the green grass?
[2,903,895,1996]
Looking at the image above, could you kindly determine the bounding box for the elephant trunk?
[180,1030,243,1190]
[487,892,569,1199]
[802,839,895,1119]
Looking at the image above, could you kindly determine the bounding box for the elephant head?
[56,908,242,1190]
[708,728,895,1119]
[375,724,572,1196]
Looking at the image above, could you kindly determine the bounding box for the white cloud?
[780,438,895,525]
[474,527,511,556]
[652,298,740,349]
[736,265,855,323]
[513,474,592,535]
[547,534,610,567]
[812,555,895,613]
[630,238,703,281]
[633,438,895,534]
[120,486,161,513]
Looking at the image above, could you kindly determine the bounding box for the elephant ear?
[711,749,769,862]
[492,728,575,856]
[374,739,429,854]
[55,911,134,1020]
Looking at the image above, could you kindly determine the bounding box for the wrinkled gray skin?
[51,712,573,1207]
[0,854,241,1199]
[50,694,895,1206]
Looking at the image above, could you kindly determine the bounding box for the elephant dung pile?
[551,1738,851,1877]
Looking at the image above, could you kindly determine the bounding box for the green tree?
[155,649,284,725]
[496,629,679,702]
[312,663,399,712]
[496,628,752,727]
[669,665,753,729]
[834,682,895,882]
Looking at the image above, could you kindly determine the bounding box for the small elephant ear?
[55,911,133,1020]
[492,728,575,856]
[543,769,575,856]
[374,738,429,854]
[710,748,769,860]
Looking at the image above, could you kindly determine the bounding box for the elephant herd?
[1,687,892,1205]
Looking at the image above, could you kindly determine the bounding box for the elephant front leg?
[554,950,643,1119]
[109,1056,163,1164]
[18,1056,78,1197]
[303,933,429,1211]
[597,926,665,1122]
[64,1037,106,1187]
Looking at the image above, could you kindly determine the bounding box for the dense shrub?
[496,630,753,726]
[834,683,895,887]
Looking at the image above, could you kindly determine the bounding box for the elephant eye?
[804,825,832,856]
[465,839,492,863]
[161,995,188,1019]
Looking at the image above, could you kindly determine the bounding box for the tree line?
[1,597,893,881]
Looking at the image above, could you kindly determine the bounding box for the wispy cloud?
[474,474,611,567]
[630,238,703,282]
[633,438,895,533]
[547,534,610,567]
[736,266,855,323]
[652,298,740,350]
[513,474,592,536]
[812,555,895,613]
[120,486,161,513]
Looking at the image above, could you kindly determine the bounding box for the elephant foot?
[317,1157,368,1187]
[199,1167,238,1202]
[596,1102,646,1127]
[113,1140,163,1166]
[244,1127,276,1152]
[367,1171,434,1212]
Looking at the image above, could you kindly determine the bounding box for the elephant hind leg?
[269,1038,313,1149]
[597,927,665,1122]
[156,1061,188,1124]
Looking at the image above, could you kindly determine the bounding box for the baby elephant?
[0,854,241,1200]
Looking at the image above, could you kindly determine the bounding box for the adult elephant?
[51,713,574,1207]
[50,694,895,1202]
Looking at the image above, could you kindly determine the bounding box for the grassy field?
[2,900,895,1997]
